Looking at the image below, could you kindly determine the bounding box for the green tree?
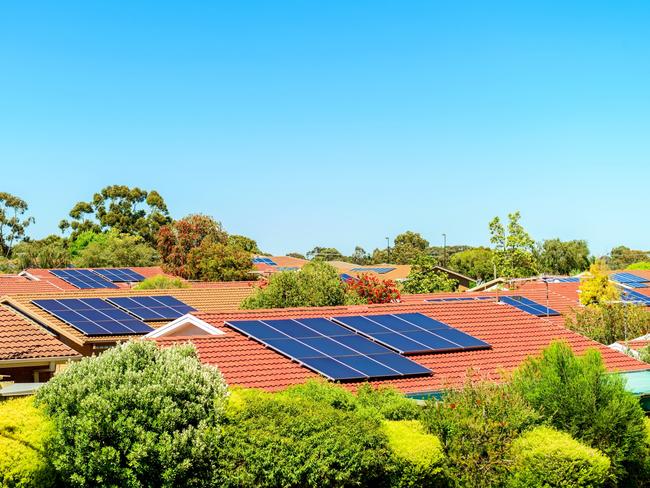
[306,246,344,261]
[608,246,650,270]
[372,231,431,265]
[72,231,159,268]
[349,246,371,265]
[186,240,254,281]
[627,262,650,270]
[133,275,189,290]
[536,238,591,275]
[286,252,306,259]
[0,192,34,257]
[511,341,649,484]
[227,235,260,253]
[565,303,650,345]
[241,261,361,309]
[60,185,171,244]
[579,260,620,306]
[402,256,458,293]
[448,247,495,281]
[11,235,70,269]
[489,211,538,278]
[36,341,228,488]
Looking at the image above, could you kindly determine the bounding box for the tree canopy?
[401,256,458,293]
[608,246,650,270]
[448,247,494,281]
[579,261,620,306]
[0,192,34,257]
[489,211,538,278]
[536,239,591,275]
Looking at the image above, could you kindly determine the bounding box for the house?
[151,299,649,398]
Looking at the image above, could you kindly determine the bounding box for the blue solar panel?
[621,290,650,306]
[332,313,490,355]
[350,267,396,274]
[92,268,145,282]
[106,296,196,321]
[500,296,560,316]
[32,298,153,336]
[50,269,118,289]
[543,277,581,283]
[252,257,278,265]
[340,273,358,282]
[226,317,431,381]
[612,272,649,284]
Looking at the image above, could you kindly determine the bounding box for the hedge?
[0,396,55,488]
[507,426,611,488]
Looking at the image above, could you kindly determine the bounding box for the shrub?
[627,262,650,270]
[382,420,446,487]
[72,230,159,267]
[0,396,55,488]
[507,426,610,488]
[212,392,392,487]
[422,380,540,487]
[579,261,620,306]
[241,261,362,309]
[185,240,253,281]
[35,341,228,488]
[511,341,649,484]
[347,274,401,304]
[565,303,650,345]
[133,274,189,290]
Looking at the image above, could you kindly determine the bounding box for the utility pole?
[385,237,390,263]
[442,233,447,267]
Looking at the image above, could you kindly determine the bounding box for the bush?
[213,391,392,487]
[507,426,610,488]
[382,420,446,487]
[627,262,650,270]
[72,230,159,268]
[579,261,620,306]
[565,303,650,345]
[347,274,401,304]
[133,274,189,290]
[35,341,228,488]
[511,341,649,484]
[422,380,540,487]
[0,396,55,488]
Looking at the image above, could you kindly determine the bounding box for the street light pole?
[386,237,390,263]
[442,233,447,267]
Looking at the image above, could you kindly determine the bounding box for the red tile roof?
[0,275,63,294]
[0,305,80,361]
[154,300,648,394]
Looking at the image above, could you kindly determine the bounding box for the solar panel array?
[332,313,490,355]
[500,296,560,317]
[226,317,432,380]
[33,298,153,336]
[107,295,196,320]
[621,290,650,306]
[93,268,145,282]
[252,257,277,265]
[543,277,580,283]
[276,266,299,271]
[611,272,649,288]
[426,296,493,303]
[50,269,118,289]
[340,273,358,282]
[350,267,396,274]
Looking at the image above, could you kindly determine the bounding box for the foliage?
[627,261,650,270]
[213,390,392,487]
[71,231,159,268]
[448,247,494,281]
[371,231,431,265]
[241,261,361,309]
[306,246,344,261]
[286,252,306,259]
[579,260,620,305]
[11,235,70,269]
[640,345,650,364]
[60,185,170,244]
[349,246,371,265]
[157,214,227,278]
[565,303,650,345]
[0,192,34,257]
[536,238,591,275]
[347,273,400,304]
[511,341,649,483]
[186,240,253,281]
[35,341,228,488]
[422,380,540,487]
[0,396,56,488]
[382,420,446,487]
[608,246,650,270]
[507,426,610,488]
[133,274,189,290]
[402,255,458,293]
[489,211,538,278]
[227,234,260,253]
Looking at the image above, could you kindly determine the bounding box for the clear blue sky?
[1,1,649,256]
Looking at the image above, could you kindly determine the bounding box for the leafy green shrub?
[627,262,650,270]
[72,230,159,267]
[0,396,56,488]
[382,420,446,487]
[422,380,540,487]
[133,274,189,289]
[507,426,610,488]
[511,341,649,484]
[565,303,650,345]
[35,341,228,488]
[213,392,392,487]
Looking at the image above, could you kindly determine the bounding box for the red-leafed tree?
[347,274,400,304]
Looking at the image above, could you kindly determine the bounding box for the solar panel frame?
[92,268,146,282]
[32,298,153,336]
[226,317,431,380]
[106,295,196,321]
[50,269,118,289]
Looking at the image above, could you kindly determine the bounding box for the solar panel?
[350,267,396,274]
[500,296,560,316]
[252,257,278,265]
[92,268,145,282]
[611,272,649,284]
[426,296,488,302]
[543,277,580,283]
[50,269,118,289]
[340,273,358,282]
[621,290,650,306]
[226,317,431,381]
[331,313,490,355]
[32,298,153,336]
[107,295,196,321]
[276,266,299,271]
